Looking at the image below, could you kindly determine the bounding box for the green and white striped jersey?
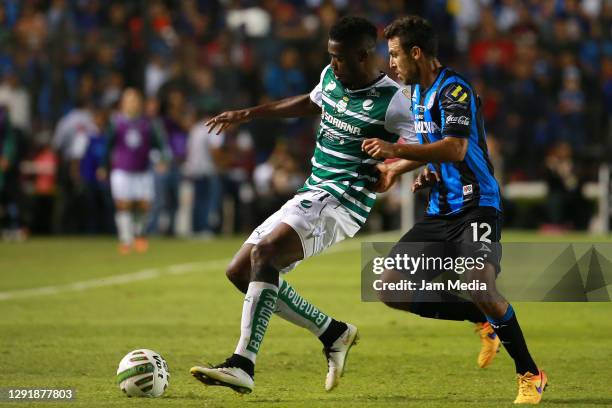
[298,65,416,226]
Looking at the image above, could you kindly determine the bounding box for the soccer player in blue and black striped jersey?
[362,16,548,404]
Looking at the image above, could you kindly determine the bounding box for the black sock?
[318,319,348,348]
[228,353,255,378]
[487,304,538,375]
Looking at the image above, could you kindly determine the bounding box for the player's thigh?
[133,171,154,202]
[396,217,447,243]
[454,206,502,274]
[452,207,504,305]
[455,207,502,243]
[110,169,130,202]
[254,222,304,270]
[110,170,154,203]
[245,190,360,272]
[244,199,306,272]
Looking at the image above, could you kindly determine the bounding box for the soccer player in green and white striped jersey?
[190,16,422,395]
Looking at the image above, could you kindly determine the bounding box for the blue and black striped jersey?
[411,67,501,216]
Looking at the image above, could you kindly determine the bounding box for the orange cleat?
[118,243,131,255]
[475,322,500,368]
[134,237,149,253]
[514,369,548,404]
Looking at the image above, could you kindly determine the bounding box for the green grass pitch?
[1,231,611,407]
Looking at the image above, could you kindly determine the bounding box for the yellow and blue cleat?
[475,322,500,368]
[514,369,548,404]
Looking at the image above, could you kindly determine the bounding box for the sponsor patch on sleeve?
[446,84,470,104]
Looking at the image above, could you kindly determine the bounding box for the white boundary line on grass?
[0,232,397,302]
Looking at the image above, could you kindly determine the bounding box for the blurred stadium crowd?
[0,0,611,238]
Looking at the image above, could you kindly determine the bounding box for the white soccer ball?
[116,349,170,397]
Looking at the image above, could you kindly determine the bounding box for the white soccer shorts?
[110,169,154,202]
[245,189,361,273]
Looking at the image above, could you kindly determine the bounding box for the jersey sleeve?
[439,82,472,138]
[384,87,417,144]
[309,65,330,108]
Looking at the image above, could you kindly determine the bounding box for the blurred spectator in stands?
[100,71,124,109]
[264,47,308,100]
[469,6,515,83]
[558,66,586,149]
[543,141,591,230]
[0,66,30,134]
[145,53,170,99]
[0,106,15,200]
[148,88,188,235]
[252,139,305,224]
[183,109,223,236]
[14,1,47,52]
[0,4,12,49]
[189,67,222,115]
[21,131,58,234]
[79,108,113,234]
[0,105,25,240]
[216,126,256,233]
[52,98,97,233]
[601,55,612,133]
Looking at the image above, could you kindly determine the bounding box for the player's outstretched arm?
[206,94,320,134]
[362,136,467,163]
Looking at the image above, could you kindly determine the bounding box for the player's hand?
[373,163,399,193]
[362,138,395,159]
[205,110,251,134]
[412,166,439,192]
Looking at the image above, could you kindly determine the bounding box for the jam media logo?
[324,81,337,93]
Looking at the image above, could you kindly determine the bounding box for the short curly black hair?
[329,16,377,48]
[384,15,438,57]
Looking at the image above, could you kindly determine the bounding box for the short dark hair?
[384,16,438,57]
[329,16,377,49]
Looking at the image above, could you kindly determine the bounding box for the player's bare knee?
[225,263,249,293]
[250,241,282,284]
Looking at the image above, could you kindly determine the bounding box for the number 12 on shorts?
[470,222,492,243]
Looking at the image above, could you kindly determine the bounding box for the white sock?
[132,209,147,237]
[234,281,278,363]
[275,277,331,336]
[115,210,134,245]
